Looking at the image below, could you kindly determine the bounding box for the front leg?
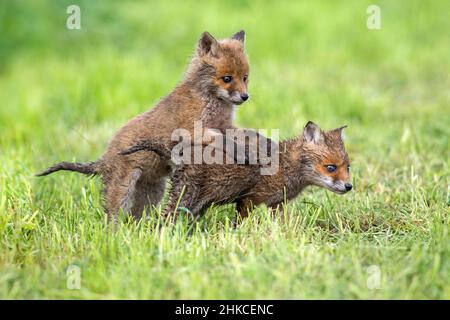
[194,128,249,164]
[225,128,276,165]
[161,167,200,221]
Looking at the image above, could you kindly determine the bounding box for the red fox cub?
[121,121,352,219]
[37,30,251,220]
[236,121,352,218]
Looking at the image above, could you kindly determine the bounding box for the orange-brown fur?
[37,30,251,220]
[122,122,352,220]
[236,122,352,218]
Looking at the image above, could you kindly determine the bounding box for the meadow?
[0,0,449,299]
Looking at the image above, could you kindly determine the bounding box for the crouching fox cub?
[236,121,352,218]
[122,121,353,220]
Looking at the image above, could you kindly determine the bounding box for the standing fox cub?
[37,30,251,219]
[122,121,353,219]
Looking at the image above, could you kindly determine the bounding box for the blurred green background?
[0,0,449,299]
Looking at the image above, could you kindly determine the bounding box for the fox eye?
[326,165,337,173]
[243,75,248,82]
[222,76,232,83]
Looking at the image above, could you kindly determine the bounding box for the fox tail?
[120,140,172,159]
[36,161,101,177]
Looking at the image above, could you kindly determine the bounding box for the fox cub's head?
[302,121,353,194]
[193,30,249,105]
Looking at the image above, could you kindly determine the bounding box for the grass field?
[0,0,449,299]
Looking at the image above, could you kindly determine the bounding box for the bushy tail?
[120,140,172,159]
[36,161,100,177]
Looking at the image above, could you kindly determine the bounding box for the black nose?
[345,183,353,191]
[241,93,249,101]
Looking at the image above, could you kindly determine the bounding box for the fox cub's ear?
[198,31,220,57]
[330,126,347,141]
[333,125,348,140]
[304,121,322,144]
[231,30,246,44]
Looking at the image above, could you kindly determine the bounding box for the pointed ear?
[303,121,322,144]
[333,125,348,140]
[197,31,220,57]
[231,30,245,44]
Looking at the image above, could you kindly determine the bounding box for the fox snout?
[218,89,250,105]
[316,176,352,195]
[332,180,353,194]
[232,91,250,104]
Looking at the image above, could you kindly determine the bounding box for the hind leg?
[104,167,142,221]
[131,177,167,219]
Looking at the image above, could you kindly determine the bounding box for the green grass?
[1,0,449,299]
